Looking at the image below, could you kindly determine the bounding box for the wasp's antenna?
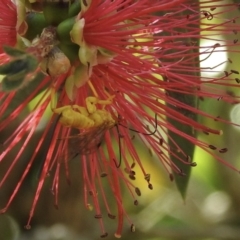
[114,124,122,168]
[118,113,158,136]
[113,114,158,169]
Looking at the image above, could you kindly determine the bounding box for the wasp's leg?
[87,80,99,98]
[52,105,72,114]
[71,105,89,116]
[86,96,115,114]
[87,79,115,112]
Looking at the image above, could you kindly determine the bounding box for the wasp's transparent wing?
[60,122,114,159]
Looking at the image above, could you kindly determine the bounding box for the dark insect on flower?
[51,83,117,156]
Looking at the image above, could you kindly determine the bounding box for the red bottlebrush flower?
[0,0,17,52]
[1,0,240,238]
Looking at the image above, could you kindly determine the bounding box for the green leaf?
[1,71,43,92]
[1,75,26,92]
[25,55,39,72]
[0,72,46,120]
[167,92,197,199]
[0,59,28,75]
[161,5,200,199]
[3,46,25,57]
[0,47,38,76]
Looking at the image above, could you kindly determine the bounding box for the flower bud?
[41,46,71,77]
[24,12,48,40]
[68,0,81,17]
[57,16,76,45]
[43,0,70,26]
